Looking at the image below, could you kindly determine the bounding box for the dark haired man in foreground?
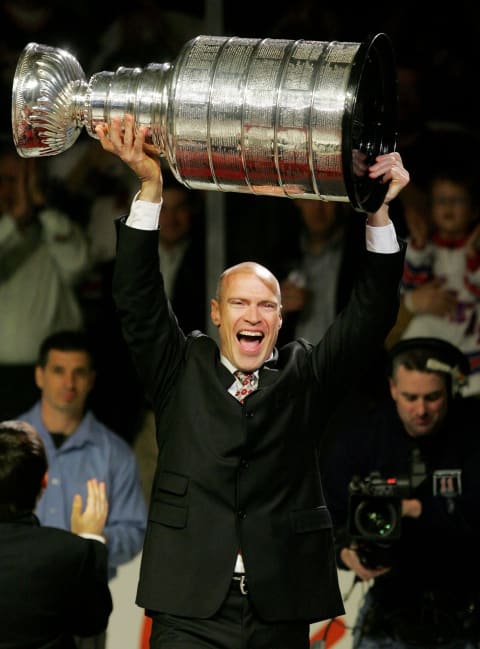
[0,419,112,649]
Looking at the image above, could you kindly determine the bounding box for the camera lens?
[354,499,399,540]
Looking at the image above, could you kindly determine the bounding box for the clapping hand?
[71,478,108,538]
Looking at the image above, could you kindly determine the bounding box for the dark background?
[2,0,479,134]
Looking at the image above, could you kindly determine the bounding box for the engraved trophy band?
[11,32,397,212]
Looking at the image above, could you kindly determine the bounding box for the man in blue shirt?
[19,329,147,649]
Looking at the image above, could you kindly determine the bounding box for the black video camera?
[347,449,427,568]
[348,472,411,541]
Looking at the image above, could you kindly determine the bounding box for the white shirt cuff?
[79,533,106,544]
[365,220,400,253]
[126,191,162,230]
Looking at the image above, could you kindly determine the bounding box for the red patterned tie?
[234,371,258,403]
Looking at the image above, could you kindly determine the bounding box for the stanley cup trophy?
[11,32,397,212]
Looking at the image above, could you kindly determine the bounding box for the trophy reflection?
[12,33,397,212]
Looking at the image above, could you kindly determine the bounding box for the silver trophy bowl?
[12,33,397,212]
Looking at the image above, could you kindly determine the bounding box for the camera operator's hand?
[340,546,391,581]
[401,498,422,518]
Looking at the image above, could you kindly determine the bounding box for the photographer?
[321,337,480,649]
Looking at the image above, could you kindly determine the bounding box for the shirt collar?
[220,353,275,377]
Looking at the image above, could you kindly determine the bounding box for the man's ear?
[36,472,48,506]
[34,365,43,390]
[211,298,220,327]
[388,377,397,400]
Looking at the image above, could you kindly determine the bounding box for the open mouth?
[237,330,264,353]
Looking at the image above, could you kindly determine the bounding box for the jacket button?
[237,510,246,519]
[240,459,249,469]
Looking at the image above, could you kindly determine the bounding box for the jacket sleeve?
[311,240,406,411]
[112,220,187,407]
[68,539,113,637]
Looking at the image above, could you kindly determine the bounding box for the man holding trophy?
[89,112,409,649]
[11,31,409,649]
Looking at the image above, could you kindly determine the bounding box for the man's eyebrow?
[400,390,441,398]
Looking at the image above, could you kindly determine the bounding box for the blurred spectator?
[0,138,89,421]
[388,58,432,240]
[400,167,480,396]
[274,198,364,346]
[44,126,140,230]
[389,57,480,241]
[18,329,147,649]
[18,329,147,576]
[155,167,207,334]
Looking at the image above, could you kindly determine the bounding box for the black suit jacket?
[0,513,112,649]
[113,220,405,623]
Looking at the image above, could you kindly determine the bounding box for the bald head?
[216,262,281,304]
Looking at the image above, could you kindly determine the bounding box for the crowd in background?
[1,0,480,452]
[2,2,480,406]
